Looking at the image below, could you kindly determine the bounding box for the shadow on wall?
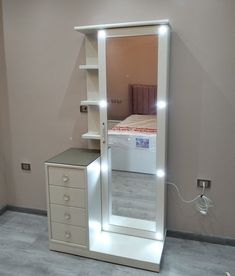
[58,35,88,149]
[0,0,12,207]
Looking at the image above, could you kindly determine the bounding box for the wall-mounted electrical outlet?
[80,105,88,113]
[197,179,211,188]
[21,163,31,171]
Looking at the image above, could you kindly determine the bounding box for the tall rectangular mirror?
[98,25,170,240]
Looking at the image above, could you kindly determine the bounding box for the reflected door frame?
[98,25,170,241]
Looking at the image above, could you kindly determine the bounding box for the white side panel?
[86,158,102,247]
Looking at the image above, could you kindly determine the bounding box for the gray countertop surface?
[45,148,100,167]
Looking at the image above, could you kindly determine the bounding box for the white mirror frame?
[98,24,170,241]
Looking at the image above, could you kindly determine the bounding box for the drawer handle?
[65,231,71,239]
[64,213,71,220]
[63,195,70,202]
[62,175,69,183]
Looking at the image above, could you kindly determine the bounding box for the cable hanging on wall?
[167,181,213,215]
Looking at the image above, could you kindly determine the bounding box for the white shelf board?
[89,231,164,270]
[74,20,170,34]
[81,100,100,106]
[82,132,101,140]
[79,65,99,70]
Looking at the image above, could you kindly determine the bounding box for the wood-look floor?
[0,211,234,276]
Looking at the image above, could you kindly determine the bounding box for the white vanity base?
[45,148,165,272]
[50,233,164,272]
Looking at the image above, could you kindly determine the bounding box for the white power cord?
[167,181,213,215]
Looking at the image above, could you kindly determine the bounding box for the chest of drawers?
[45,148,100,250]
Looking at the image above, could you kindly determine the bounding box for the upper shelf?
[81,100,100,106]
[79,65,99,70]
[74,19,170,34]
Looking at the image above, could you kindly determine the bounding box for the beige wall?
[0,0,8,208]
[107,35,157,120]
[1,0,235,238]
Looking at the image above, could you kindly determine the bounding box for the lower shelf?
[49,231,164,272]
[82,132,101,140]
[90,231,164,269]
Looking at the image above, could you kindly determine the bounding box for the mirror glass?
[106,34,158,230]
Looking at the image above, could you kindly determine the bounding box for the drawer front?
[51,222,87,246]
[50,204,87,227]
[48,167,85,189]
[49,186,86,208]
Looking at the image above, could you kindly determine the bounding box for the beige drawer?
[50,204,87,227]
[49,186,85,208]
[51,222,87,246]
[48,167,85,189]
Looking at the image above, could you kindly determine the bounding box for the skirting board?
[0,206,234,247]
[0,205,7,216]
[2,205,47,216]
[167,230,235,247]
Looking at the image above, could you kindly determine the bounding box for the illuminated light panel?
[156,169,165,178]
[97,231,111,245]
[102,223,110,231]
[99,100,107,108]
[89,221,101,233]
[98,30,106,38]
[159,25,168,35]
[157,100,167,109]
[88,162,100,173]
[101,162,108,173]
[155,232,163,240]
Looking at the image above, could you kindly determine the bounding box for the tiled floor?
[0,211,234,276]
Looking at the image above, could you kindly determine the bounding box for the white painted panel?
[74,20,169,34]
[48,167,85,189]
[49,186,85,208]
[87,70,99,100]
[88,105,100,134]
[85,34,98,65]
[50,204,87,227]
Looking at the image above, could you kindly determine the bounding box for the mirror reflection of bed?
[106,34,158,226]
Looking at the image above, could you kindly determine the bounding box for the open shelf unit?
[79,33,100,148]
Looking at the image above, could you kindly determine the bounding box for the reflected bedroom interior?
[106,35,158,229]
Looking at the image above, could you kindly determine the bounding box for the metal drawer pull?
[65,231,71,239]
[64,213,71,220]
[63,195,70,202]
[102,122,106,144]
[62,175,69,183]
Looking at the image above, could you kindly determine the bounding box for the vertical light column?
[155,25,170,240]
[98,30,109,230]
